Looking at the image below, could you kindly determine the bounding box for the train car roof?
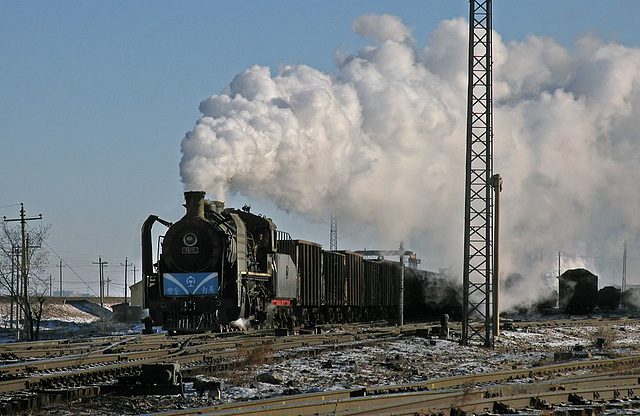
[333,250,364,257]
[291,239,323,248]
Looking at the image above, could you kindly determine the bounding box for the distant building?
[52,290,77,297]
[354,249,421,269]
[130,281,144,307]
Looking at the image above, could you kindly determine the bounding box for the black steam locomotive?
[141,191,402,333]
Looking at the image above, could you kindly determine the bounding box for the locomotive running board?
[241,271,271,282]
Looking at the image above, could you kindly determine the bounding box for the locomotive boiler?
[141,191,402,333]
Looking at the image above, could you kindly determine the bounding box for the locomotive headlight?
[183,233,198,246]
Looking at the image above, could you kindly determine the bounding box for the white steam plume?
[181,14,640,295]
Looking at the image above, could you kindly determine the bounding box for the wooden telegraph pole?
[3,204,42,341]
[93,256,108,307]
[121,258,133,304]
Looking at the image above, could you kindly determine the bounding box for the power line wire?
[38,239,98,297]
[20,221,99,297]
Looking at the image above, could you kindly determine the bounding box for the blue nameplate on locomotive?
[162,272,219,296]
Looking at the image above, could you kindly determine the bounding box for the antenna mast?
[330,213,338,251]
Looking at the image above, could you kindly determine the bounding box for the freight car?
[558,268,598,314]
[141,192,401,333]
[597,286,621,310]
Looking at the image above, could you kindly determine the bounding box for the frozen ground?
[220,318,640,402]
[4,302,640,415]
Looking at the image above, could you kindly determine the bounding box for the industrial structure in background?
[462,0,501,347]
[330,214,338,251]
[355,249,420,269]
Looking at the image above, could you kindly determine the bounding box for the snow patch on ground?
[0,298,131,342]
[218,320,640,402]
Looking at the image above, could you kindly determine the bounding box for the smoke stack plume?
[180,14,640,293]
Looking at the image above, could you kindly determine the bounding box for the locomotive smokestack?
[184,191,205,218]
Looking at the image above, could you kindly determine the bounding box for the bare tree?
[32,293,48,340]
[0,220,50,341]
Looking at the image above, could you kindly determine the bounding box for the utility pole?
[12,246,20,336]
[557,251,562,308]
[93,256,108,307]
[131,265,138,283]
[10,246,15,330]
[399,242,405,327]
[106,277,111,298]
[59,260,64,297]
[121,258,133,304]
[558,251,561,277]
[3,204,42,341]
[462,0,495,347]
[491,174,502,337]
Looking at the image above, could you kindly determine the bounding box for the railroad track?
[143,366,640,415]
[0,320,639,414]
[0,325,406,395]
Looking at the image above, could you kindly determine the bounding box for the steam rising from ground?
[181,14,640,303]
[232,318,250,331]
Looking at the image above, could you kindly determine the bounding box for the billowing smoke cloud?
[180,14,640,298]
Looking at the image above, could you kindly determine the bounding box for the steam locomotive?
[141,191,402,333]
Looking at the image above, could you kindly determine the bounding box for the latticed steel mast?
[330,214,337,251]
[462,0,494,347]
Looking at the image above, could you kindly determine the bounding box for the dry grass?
[224,343,274,385]
[590,325,618,348]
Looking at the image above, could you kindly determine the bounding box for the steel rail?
[141,377,640,416]
[0,324,637,406]
[0,327,392,395]
[141,360,640,415]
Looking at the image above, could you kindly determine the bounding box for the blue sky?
[2,1,640,297]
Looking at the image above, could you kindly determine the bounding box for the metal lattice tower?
[462,0,494,347]
[330,214,338,251]
[622,240,628,292]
